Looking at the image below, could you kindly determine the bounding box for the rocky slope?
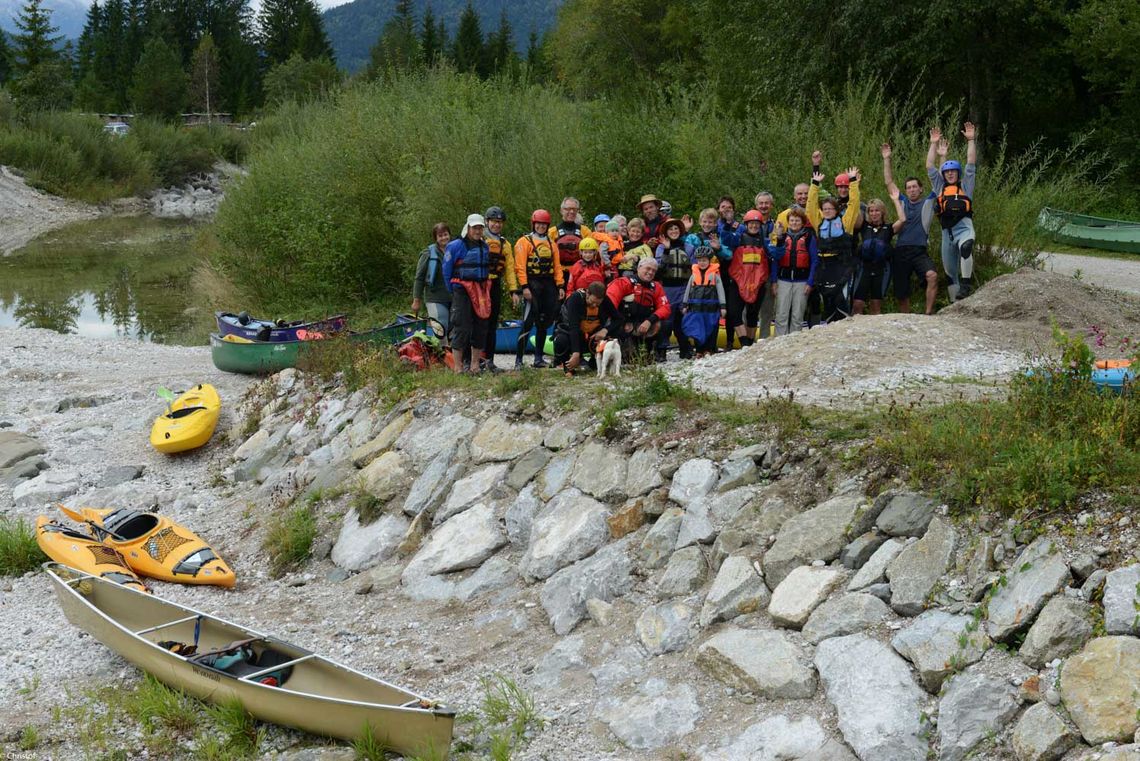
[3,317,1140,760]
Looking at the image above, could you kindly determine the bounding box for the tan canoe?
[45,563,455,757]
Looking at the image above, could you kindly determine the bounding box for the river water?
[0,216,214,345]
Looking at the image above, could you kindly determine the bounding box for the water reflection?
[0,216,214,345]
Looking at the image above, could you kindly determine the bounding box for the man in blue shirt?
[882,142,937,315]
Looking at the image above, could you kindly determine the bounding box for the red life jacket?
[729,232,770,304]
[780,230,812,271]
[554,222,584,267]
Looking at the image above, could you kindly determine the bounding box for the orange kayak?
[35,516,150,593]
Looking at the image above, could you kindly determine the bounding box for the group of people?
[410,124,979,374]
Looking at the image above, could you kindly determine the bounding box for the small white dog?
[596,339,622,378]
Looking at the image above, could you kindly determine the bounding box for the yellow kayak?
[59,505,235,587]
[35,516,150,593]
[150,383,221,454]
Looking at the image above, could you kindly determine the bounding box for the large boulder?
[331,510,409,571]
[769,566,847,629]
[657,546,708,598]
[13,469,80,507]
[1010,703,1078,761]
[705,485,762,524]
[434,463,509,524]
[403,503,506,577]
[890,610,991,693]
[1103,564,1140,635]
[875,492,936,537]
[675,498,717,549]
[848,537,905,591]
[715,457,758,492]
[638,507,684,570]
[886,517,956,616]
[357,451,409,503]
[636,601,695,655]
[570,441,628,501]
[470,415,544,463]
[699,555,769,626]
[668,458,718,507]
[815,634,929,761]
[538,452,576,501]
[937,670,1019,761]
[507,447,551,491]
[701,715,832,761]
[350,409,411,467]
[625,447,664,496]
[401,443,465,517]
[802,593,890,644]
[763,494,863,587]
[1058,636,1140,744]
[521,488,610,581]
[0,431,46,486]
[540,539,634,635]
[596,678,700,750]
[505,483,541,546]
[986,537,1069,642]
[1019,596,1092,668]
[697,627,816,699]
[397,413,475,461]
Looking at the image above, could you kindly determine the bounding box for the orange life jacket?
[936,184,973,228]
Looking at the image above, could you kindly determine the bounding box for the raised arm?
[812,149,822,178]
[963,121,977,165]
[925,127,941,171]
[890,194,906,233]
[806,171,823,228]
[841,168,861,233]
[881,143,899,198]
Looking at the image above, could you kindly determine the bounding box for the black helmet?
[694,245,715,260]
[485,206,506,222]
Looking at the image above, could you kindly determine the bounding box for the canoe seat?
[190,640,295,686]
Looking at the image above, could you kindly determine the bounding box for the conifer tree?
[130,36,187,119]
[259,0,333,67]
[486,9,514,76]
[450,1,484,76]
[11,0,63,74]
[367,0,418,75]
[420,4,443,66]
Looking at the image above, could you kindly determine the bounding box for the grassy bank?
[0,103,247,203]
[213,69,1106,314]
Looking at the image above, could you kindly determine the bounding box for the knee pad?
[959,239,974,279]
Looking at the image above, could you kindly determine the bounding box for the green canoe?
[1038,208,1140,255]
[211,320,431,375]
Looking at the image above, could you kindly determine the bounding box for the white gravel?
[0,167,100,255]
[1040,251,1140,297]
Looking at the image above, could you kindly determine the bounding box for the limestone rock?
[434,463,509,524]
[331,510,409,572]
[709,529,748,572]
[769,566,847,630]
[404,503,505,577]
[702,715,830,761]
[13,469,80,507]
[597,678,700,750]
[669,458,718,507]
[397,413,475,462]
[937,671,1018,761]
[986,537,1069,642]
[815,634,929,761]
[470,415,544,463]
[1103,564,1140,635]
[699,554,769,627]
[716,457,758,492]
[505,483,541,546]
[636,601,695,654]
[401,443,464,517]
[638,507,683,570]
[848,537,905,591]
[705,485,761,524]
[802,593,890,644]
[890,610,991,693]
[0,431,45,469]
[586,598,613,626]
[542,426,579,451]
[357,451,409,503]
[571,441,628,501]
[538,452,575,501]
[657,546,708,598]
[875,492,936,537]
[697,627,816,699]
[233,428,269,461]
[350,409,411,467]
[675,499,716,549]
[522,488,610,581]
[625,447,663,496]
[607,497,647,539]
[763,494,862,587]
[540,539,634,635]
[1019,596,1092,668]
[99,465,142,488]
[1058,636,1140,744]
[840,532,887,570]
[1011,703,1077,761]
[886,517,956,616]
[507,447,551,491]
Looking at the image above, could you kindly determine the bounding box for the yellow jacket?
[514,232,564,288]
[806,179,861,233]
[487,233,519,292]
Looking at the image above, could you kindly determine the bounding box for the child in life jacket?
[681,246,727,357]
[566,237,607,292]
[767,208,819,335]
[655,218,695,360]
[615,218,652,274]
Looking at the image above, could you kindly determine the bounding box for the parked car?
[103,121,130,137]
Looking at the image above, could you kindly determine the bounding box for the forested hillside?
[322,0,559,72]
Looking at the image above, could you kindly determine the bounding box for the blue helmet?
[593,213,611,225]
[940,160,962,174]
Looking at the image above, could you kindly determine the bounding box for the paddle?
[58,504,129,543]
[156,386,177,414]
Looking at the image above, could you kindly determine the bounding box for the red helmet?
[834,174,850,188]
[743,209,764,223]
[531,209,552,225]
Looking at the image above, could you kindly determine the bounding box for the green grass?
[122,674,199,735]
[202,699,263,758]
[451,675,544,761]
[264,504,317,577]
[0,517,47,576]
[19,724,38,750]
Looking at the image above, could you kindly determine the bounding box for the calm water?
[0,216,215,345]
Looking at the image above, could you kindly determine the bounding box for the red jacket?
[566,258,606,293]
[606,274,671,327]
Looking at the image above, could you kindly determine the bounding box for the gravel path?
[1039,251,1140,296]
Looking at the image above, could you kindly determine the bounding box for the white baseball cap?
[461,213,486,238]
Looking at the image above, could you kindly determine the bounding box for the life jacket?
[579,293,602,336]
[643,215,667,242]
[778,229,813,279]
[615,275,664,322]
[425,244,444,288]
[452,238,490,282]
[660,240,691,287]
[729,231,770,304]
[936,184,973,228]
[593,231,623,261]
[568,258,605,292]
[524,233,558,278]
[859,224,893,264]
[686,265,721,313]
[617,242,650,272]
[554,221,584,267]
[816,217,853,258]
[486,233,508,279]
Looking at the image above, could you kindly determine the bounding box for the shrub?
[0,518,46,576]
[263,504,317,577]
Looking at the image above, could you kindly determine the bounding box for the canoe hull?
[45,564,454,756]
[215,313,349,342]
[1038,208,1140,255]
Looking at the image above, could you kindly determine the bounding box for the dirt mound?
[944,266,1140,338]
[684,313,1021,406]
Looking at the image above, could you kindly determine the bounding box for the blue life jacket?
[426,244,443,286]
[445,237,490,284]
[817,217,852,257]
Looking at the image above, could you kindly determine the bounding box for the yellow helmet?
[578,237,600,252]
